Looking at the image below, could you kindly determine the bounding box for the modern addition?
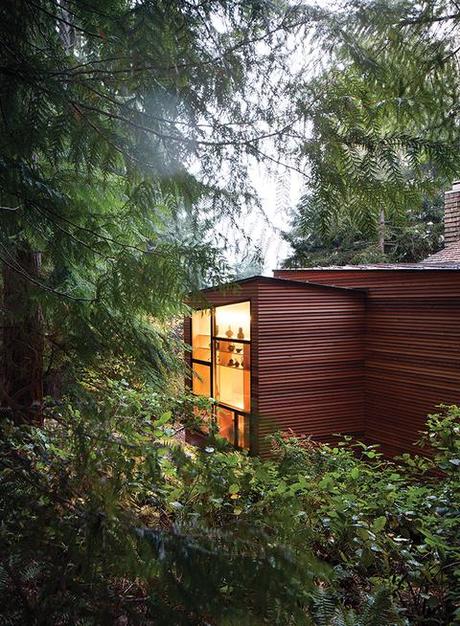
[185,183,460,456]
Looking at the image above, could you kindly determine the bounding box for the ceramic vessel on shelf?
[226,326,233,338]
[228,344,235,352]
[234,360,239,368]
[228,358,234,367]
[235,347,242,354]
[237,327,244,340]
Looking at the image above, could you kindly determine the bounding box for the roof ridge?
[197,275,367,294]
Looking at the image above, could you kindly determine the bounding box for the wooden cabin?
[185,277,366,455]
[185,184,460,457]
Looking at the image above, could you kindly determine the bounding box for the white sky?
[233,0,334,274]
[211,0,335,275]
[249,162,304,273]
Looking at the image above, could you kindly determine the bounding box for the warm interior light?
[192,362,211,397]
[215,366,250,412]
[237,414,249,449]
[190,301,251,445]
[215,301,250,340]
[216,407,234,444]
[191,308,211,362]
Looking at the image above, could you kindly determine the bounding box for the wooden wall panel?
[273,269,460,301]
[255,282,366,456]
[187,278,366,456]
[274,269,460,455]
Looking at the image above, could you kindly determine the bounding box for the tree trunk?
[378,208,385,253]
[1,245,44,425]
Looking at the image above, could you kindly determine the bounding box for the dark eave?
[197,275,367,296]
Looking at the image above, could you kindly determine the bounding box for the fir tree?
[0,0,303,422]
[290,0,460,248]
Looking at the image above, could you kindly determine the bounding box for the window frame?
[190,299,252,451]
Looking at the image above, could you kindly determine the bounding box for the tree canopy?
[1,1,460,624]
[282,189,444,267]
[0,0,309,415]
[286,0,460,258]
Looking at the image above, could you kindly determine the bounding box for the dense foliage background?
[4,0,460,415]
[0,0,306,420]
[1,383,459,624]
[282,190,445,267]
[2,1,460,624]
[282,0,460,265]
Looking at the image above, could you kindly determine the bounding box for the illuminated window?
[214,339,250,412]
[237,414,250,450]
[215,301,250,341]
[192,362,211,397]
[191,308,211,362]
[216,406,235,444]
[190,301,251,451]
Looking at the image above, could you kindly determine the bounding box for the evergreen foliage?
[2,2,460,623]
[0,0,304,403]
[282,189,444,267]
[0,378,459,624]
[290,0,460,248]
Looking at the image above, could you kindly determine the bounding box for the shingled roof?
[422,181,460,266]
[424,240,460,264]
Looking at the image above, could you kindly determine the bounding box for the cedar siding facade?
[186,277,366,456]
[186,183,460,456]
[255,279,366,456]
[274,268,460,456]
[186,270,460,457]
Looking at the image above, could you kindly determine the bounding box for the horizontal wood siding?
[256,282,365,456]
[273,270,460,301]
[274,270,460,454]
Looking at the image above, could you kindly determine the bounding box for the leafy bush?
[271,407,460,625]
[0,383,458,625]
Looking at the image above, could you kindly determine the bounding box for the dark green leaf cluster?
[0,0,304,386]
[282,188,444,267]
[290,0,460,245]
[0,375,458,624]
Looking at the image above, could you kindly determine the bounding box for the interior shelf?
[216,348,245,354]
[192,300,251,421]
[214,336,250,343]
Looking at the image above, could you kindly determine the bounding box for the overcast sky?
[212,0,335,276]
[249,161,304,273]
[236,0,332,274]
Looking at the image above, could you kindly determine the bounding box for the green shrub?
[0,384,458,625]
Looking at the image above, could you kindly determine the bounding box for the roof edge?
[196,275,367,296]
[274,264,460,271]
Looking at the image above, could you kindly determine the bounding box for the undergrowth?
[0,379,458,625]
